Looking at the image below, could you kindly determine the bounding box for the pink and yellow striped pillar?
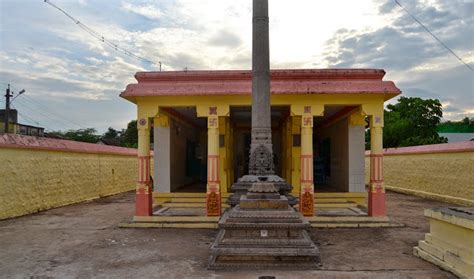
[206,107,221,216]
[135,117,152,216]
[197,105,230,216]
[368,115,385,216]
[300,106,315,216]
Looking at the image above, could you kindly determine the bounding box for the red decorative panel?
[368,187,385,217]
[135,155,152,216]
[206,191,221,216]
[135,192,152,216]
[207,155,220,183]
[208,116,218,128]
[302,116,313,127]
[368,154,385,216]
[206,155,221,216]
[300,155,313,183]
[300,191,314,216]
[370,154,383,183]
[209,106,217,115]
[138,156,151,183]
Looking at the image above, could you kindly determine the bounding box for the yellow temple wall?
[365,142,474,206]
[0,134,153,220]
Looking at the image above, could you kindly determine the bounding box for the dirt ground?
[0,191,457,279]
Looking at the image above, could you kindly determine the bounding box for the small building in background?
[97,137,122,146]
[0,109,45,137]
[438,132,474,143]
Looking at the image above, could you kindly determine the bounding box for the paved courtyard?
[0,191,456,278]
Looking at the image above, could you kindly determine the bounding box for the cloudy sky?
[0,0,472,133]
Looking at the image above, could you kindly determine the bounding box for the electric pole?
[4,84,12,134]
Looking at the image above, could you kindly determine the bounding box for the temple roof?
[120,69,401,101]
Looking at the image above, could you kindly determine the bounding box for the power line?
[43,0,162,71]
[20,94,87,129]
[13,98,84,130]
[394,0,473,72]
[10,103,53,130]
[3,82,90,130]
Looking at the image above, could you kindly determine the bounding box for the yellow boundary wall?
[0,134,152,220]
[365,142,474,206]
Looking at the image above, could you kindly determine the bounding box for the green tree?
[53,128,101,143]
[103,127,120,140]
[121,120,138,148]
[382,97,447,147]
[366,97,448,149]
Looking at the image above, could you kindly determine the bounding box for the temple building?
[120,69,401,218]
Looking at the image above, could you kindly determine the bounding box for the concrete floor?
[0,192,456,278]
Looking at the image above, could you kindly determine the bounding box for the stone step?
[153,192,230,198]
[160,201,358,209]
[295,202,358,208]
[163,203,231,208]
[133,215,220,223]
[210,247,320,256]
[208,260,320,270]
[168,197,353,203]
[121,215,401,229]
[170,197,227,203]
[119,222,218,229]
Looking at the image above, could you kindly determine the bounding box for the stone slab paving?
[0,191,457,278]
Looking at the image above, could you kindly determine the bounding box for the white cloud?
[1,0,472,132]
[121,2,162,20]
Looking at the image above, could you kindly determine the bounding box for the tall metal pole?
[249,0,274,175]
[4,84,11,134]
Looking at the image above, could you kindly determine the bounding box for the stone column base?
[368,186,385,217]
[135,190,152,216]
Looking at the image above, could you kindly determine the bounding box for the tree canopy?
[49,128,100,143]
[48,120,139,147]
[437,117,474,133]
[367,97,448,149]
[120,120,138,148]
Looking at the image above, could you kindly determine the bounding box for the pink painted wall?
[0,134,150,156]
[365,141,474,156]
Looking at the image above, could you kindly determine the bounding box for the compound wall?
[365,141,474,206]
[0,134,152,220]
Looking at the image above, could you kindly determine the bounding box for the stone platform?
[119,192,402,229]
[208,183,320,270]
[414,207,474,279]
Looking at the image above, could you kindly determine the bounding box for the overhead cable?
[44,0,162,70]
[395,0,473,71]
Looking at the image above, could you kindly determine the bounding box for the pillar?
[368,115,385,216]
[197,105,230,216]
[206,107,221,216]
[154,114,171,193]
[291,116,301,196]
[219,117,229,194]
[300,106,314,216]
[135,117,153,216]
[348,110,366,193]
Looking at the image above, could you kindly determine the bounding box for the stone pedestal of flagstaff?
[208,183,320,269]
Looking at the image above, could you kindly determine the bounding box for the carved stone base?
[209,183,320,270]
[228,175,297,207]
